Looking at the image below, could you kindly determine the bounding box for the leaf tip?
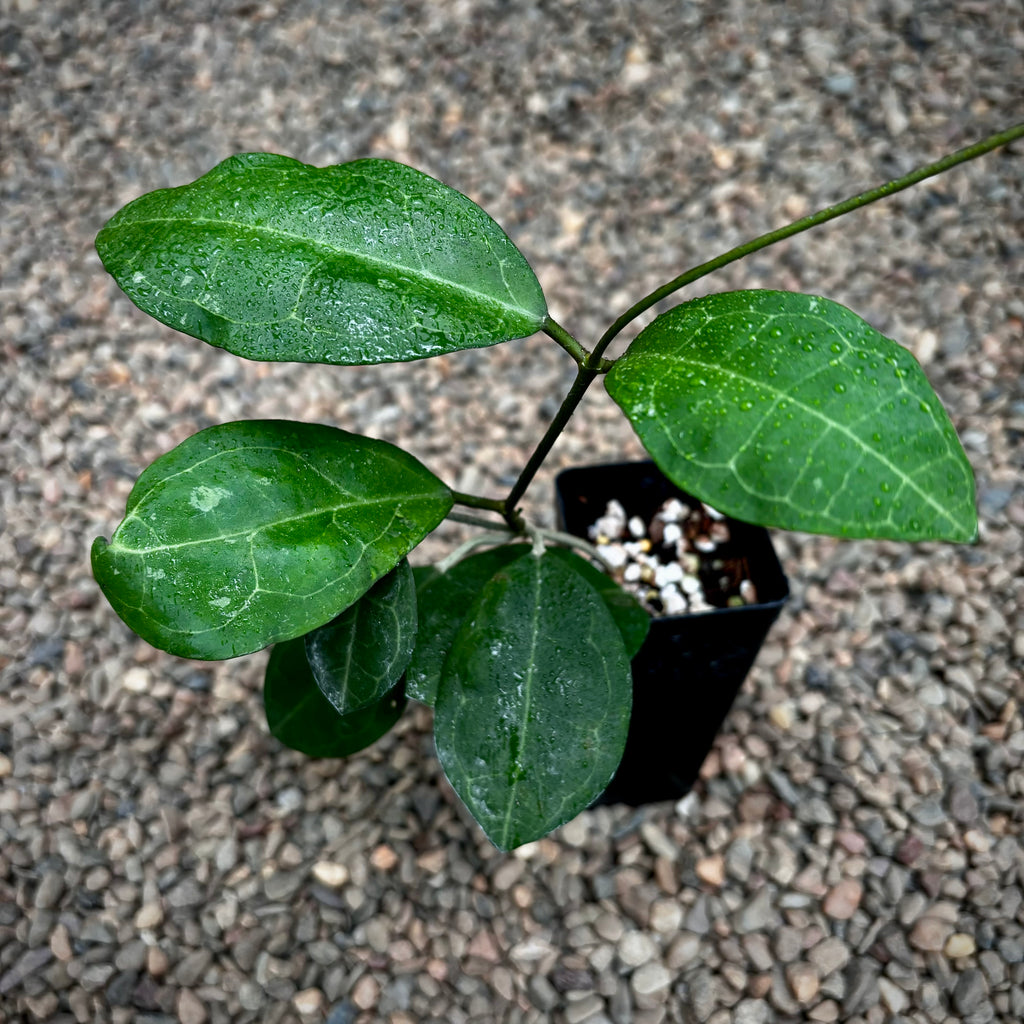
[90,535,110,571]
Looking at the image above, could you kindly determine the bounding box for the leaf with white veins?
[92,420,452,659]
[304,559,417,714]
[96,153,547,365]
[264,637,406,757]
[434,549,632,850]
[606,290,976,542]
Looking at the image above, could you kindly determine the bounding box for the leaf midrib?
[118,214,541,324]
[309,604,361,715]
[275,682,322,732]
[109,488,435,556]
[637,350,963,532]
[498,557,542,849]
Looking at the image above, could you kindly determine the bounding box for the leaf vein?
[125,214,536,321]
[643,352,960,531]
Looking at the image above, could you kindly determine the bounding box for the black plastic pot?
[555,460,789,806]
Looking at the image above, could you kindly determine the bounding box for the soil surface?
[2,2,1023,1023]
[586,495,758,615]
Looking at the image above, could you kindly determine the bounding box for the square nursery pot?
[555,460,789,806]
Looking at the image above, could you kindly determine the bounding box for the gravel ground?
[2,1,1023,1022]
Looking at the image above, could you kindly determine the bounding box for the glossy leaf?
[406,544,531,706]
[304,559,417,715]
[96,153,547,366]
[545,547,650,658]
[434,550,632,850]
[606,290,977,542]
[92,420,453,659]
[264,638,405,758]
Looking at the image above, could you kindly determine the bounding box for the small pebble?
[618,930,658,968]
[294,988,326,1015]
[147,946,170,977]
[598,543,628,570]
[351,974,380,1010]
[909,915,955,952]
[134,902,164,929]
[662,523,683,545]
[945,933,977,958]
[695,854,725,886]
[369,845,399,871]
[177,989,207,1024]
[312,861,350,888]
[822,879,862,920]
[786,962,820,1004]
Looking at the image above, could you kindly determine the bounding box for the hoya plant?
[93,125,1021,850]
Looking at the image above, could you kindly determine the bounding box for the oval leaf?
[304,559,417,715]
[92,420,453,659]
[545,547,650,658]
[434,550,633,850]
[96,153,547,365]
[264,638,405,758]
[606,290,977,542]
[406,544,531,706]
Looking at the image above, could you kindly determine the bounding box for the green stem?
[452,491,506,514]
[503,365,599,516]
[591,121,1024,360]
[543,317,590,364]
[453,489,525,532]
[501,319,617,519]
[447,510,514,531]
[534,527,605,563]
[503,122,1022,515]
[436,531,518,573]
[544,317,614,371]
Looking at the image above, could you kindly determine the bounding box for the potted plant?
[91,124,1021,850]
[553,459,790,806]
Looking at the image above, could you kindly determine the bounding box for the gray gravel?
[2,1,1023,1022]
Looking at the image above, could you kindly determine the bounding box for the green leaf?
[96,153,547,366]
[92,420,453,659]
[411,565,441,591]
[406,544,531,706]
[434,549,632,850]
[407,544,648,708]
[606,290,977,542]
[545,547,650,658]
[264,638,405,758]
[304,559,417,714]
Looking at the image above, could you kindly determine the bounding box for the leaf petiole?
[544,317,614,371]
[435,531,519,574]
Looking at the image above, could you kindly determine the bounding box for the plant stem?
[503,122,1022,516]
[499,321,616,522]
[503,365,599,516]
[452,489,525,532]
[592,121,1024,360]
[544,317,615,372]
[447,510,514,531]
[452,491,507,514]
[436,531,518,573]
[533,527,605,563]
[543,317,590,365]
